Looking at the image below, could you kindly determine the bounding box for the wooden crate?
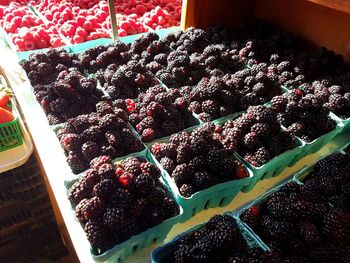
[181,0,350,62]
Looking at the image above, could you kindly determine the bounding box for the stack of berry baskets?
[65,154,183,262]
[147,123,253,222]
[237,150,350,262]
[151,213,270,263]
[214,105,305,192]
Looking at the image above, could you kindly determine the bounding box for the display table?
[0,37,349,262]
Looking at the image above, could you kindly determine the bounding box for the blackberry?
[188,156,207,172]
[250,123,269,138]
[103,207,126,232]
[172,164,192,185]
[83,125,103,142]
[169,131,191,146]
[97,163,115,180]
[99,114,124,131]
[60,133,83,152]
[93,179,116,200]
[96,101,114,116]
[243,132,259,149]
[270,96,288,112]
[176,143,193,164]
[68,180,92,205]
[240,205,260,230]
[193,171,215,190]
[79,196,104,220]
[261,216,294,242]
[130,198,148,217]
[110,188,134,209]
[201,100,219,115]
[84,219,112,251]
[162,197,179,218]
[105,131,120,147]
[255,147,271,166]
[141,128,156,142]
[179,184,195,198]
[160,157,176,173]
[122,157,142,175]
[287,122,305,137]
[81,141,100,161]
[323,208,350,241]
[140,162,160,178]
[298,221,321,246]
[90,155,112,170]
[101,144,117,159]
[67,151,88,174]
[134,174,155,196]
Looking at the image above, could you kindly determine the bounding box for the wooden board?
[182,0,350,62]
[255,0,350,63]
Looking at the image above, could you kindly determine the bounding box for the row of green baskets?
[151,147,350,262]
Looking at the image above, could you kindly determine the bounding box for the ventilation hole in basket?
[272,169,280,177]
[133,245,138,252]
[262,172,268,178]
[153,238,158,243]
[219,197,226,206]
[204,200,210,210]
[192,208,197,216]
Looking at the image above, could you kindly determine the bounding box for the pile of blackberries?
[68,156,179,253]
[220,105,298,167]
[57,101,143,173]
[155,50,207,89]
[128,86,196,142]
[151,123,248,197]
[33,70,104,125]
[171,214,274,263]
[241,152,350,262]
[21,48,83,86]
[97,59,158,99]
[271,90,336,142]
[81,42,130,73]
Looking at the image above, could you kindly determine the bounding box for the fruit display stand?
[1,0,350,262]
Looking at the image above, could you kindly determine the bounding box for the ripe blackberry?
[254,147,271,166]
[323,208,350,241]
[81,141,100,161]
[243,132,259,149]
[103,207,126,231]
[79,196,104,220]
[261,216,294,242]
[110,188,134,209]
[99,114,124,131]
[172,164,192,186]
[160,157,176,173]
[90,155,112,170]
[250,123,269,138]
[97,163,115,180]
[140,162,160,178]
[96,101,114,116]
[179,183,195,198]
[193,171,215,190]
[134,174,155,196]
[270,96,288,112]
[298,221,321,246]
[122,157,142,175]
[176,143,193,164]
[67,151,88,174]
[83,125,103,142]
[93,179,116,200]
[162,197,179,218]
[68,180,92,206]
[84,219,112,251]
[201,100,219,115]
[60,134,83,152]
[240,205,260,230]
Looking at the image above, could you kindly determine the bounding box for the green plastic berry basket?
[236,137,305,193]
[0,116,23,152]
[147,148,253,222]
[151,212,269,263]
[235,177,302,248]
[68,38,114,54]
[64,154,183,262]
[292,150,346,184]
[294,113,343,156]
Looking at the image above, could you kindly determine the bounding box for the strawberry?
[0,107,14,124]
[0,91,10,107]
